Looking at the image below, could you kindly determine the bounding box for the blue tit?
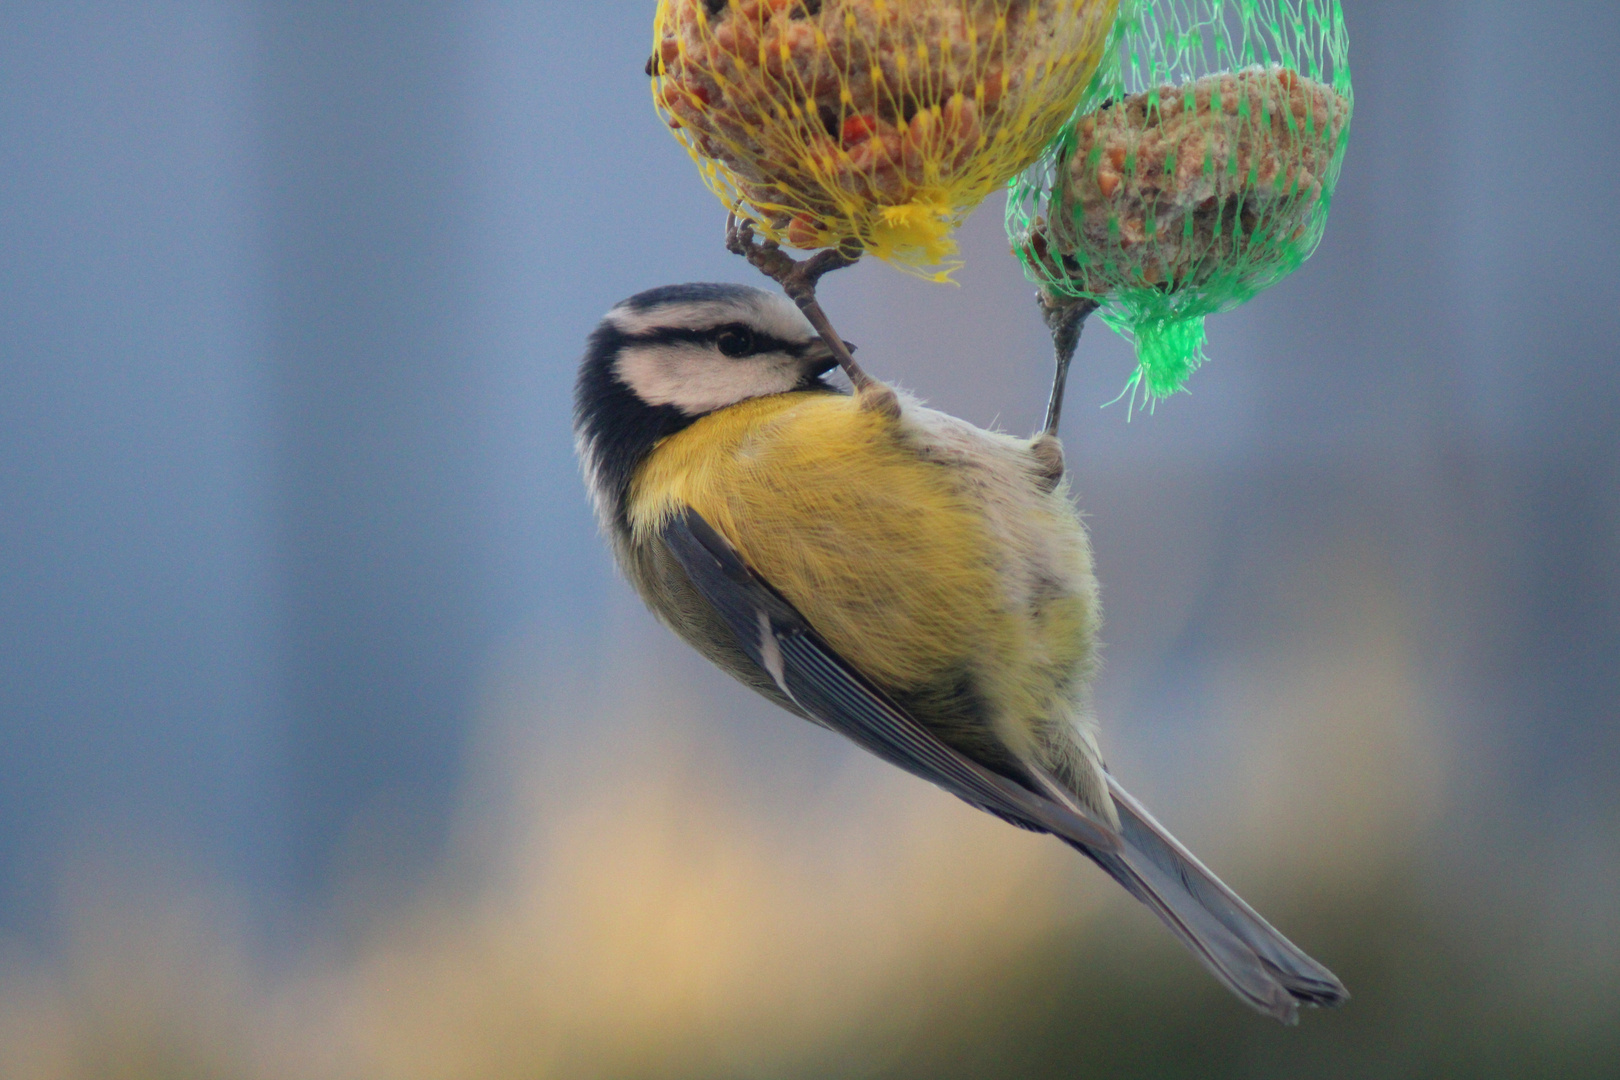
[573,282,1347,1023]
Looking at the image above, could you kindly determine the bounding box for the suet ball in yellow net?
[652,0,1120,278]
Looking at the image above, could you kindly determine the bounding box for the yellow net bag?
[651,0,1120,278]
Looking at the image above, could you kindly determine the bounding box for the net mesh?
[1007,0,1351,403]
[652,0,1120,279]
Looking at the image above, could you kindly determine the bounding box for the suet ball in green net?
[1009,0,1352,404]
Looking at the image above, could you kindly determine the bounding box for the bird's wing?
[661,506,1119,854]
[665,507,1347,1023]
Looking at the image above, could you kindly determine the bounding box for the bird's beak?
[807,354,839,377]
[803,337,847,377]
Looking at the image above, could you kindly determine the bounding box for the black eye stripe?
[625,325,811,356]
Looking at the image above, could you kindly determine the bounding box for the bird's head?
[574,282,847,532]
[582,282,842,417]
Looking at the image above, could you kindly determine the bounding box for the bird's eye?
[715,326,757,358]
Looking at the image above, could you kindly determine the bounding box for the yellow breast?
[626,392,1009,696]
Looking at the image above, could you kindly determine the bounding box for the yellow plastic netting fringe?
[652,0,1120,279]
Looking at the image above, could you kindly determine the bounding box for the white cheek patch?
[614,343,803,415]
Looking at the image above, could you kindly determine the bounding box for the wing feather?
[662,507,1120,854]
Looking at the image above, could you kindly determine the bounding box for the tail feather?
[1071,774,1349,1024]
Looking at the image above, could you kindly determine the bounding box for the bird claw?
[726,213,856,297]
[724,213,774,268]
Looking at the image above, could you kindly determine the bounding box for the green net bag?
[1007,0,1352,402]
[652,0,1120,279]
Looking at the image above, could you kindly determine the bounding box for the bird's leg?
[1029,292,1099,490]
[725,214,899,418]
[1039,292,1099,437]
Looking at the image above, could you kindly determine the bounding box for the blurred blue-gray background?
[2,3,1617,1077]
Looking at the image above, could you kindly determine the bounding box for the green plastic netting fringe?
[1006,0,1352,405]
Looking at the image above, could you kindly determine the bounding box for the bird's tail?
[1070,774,1349,1024]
